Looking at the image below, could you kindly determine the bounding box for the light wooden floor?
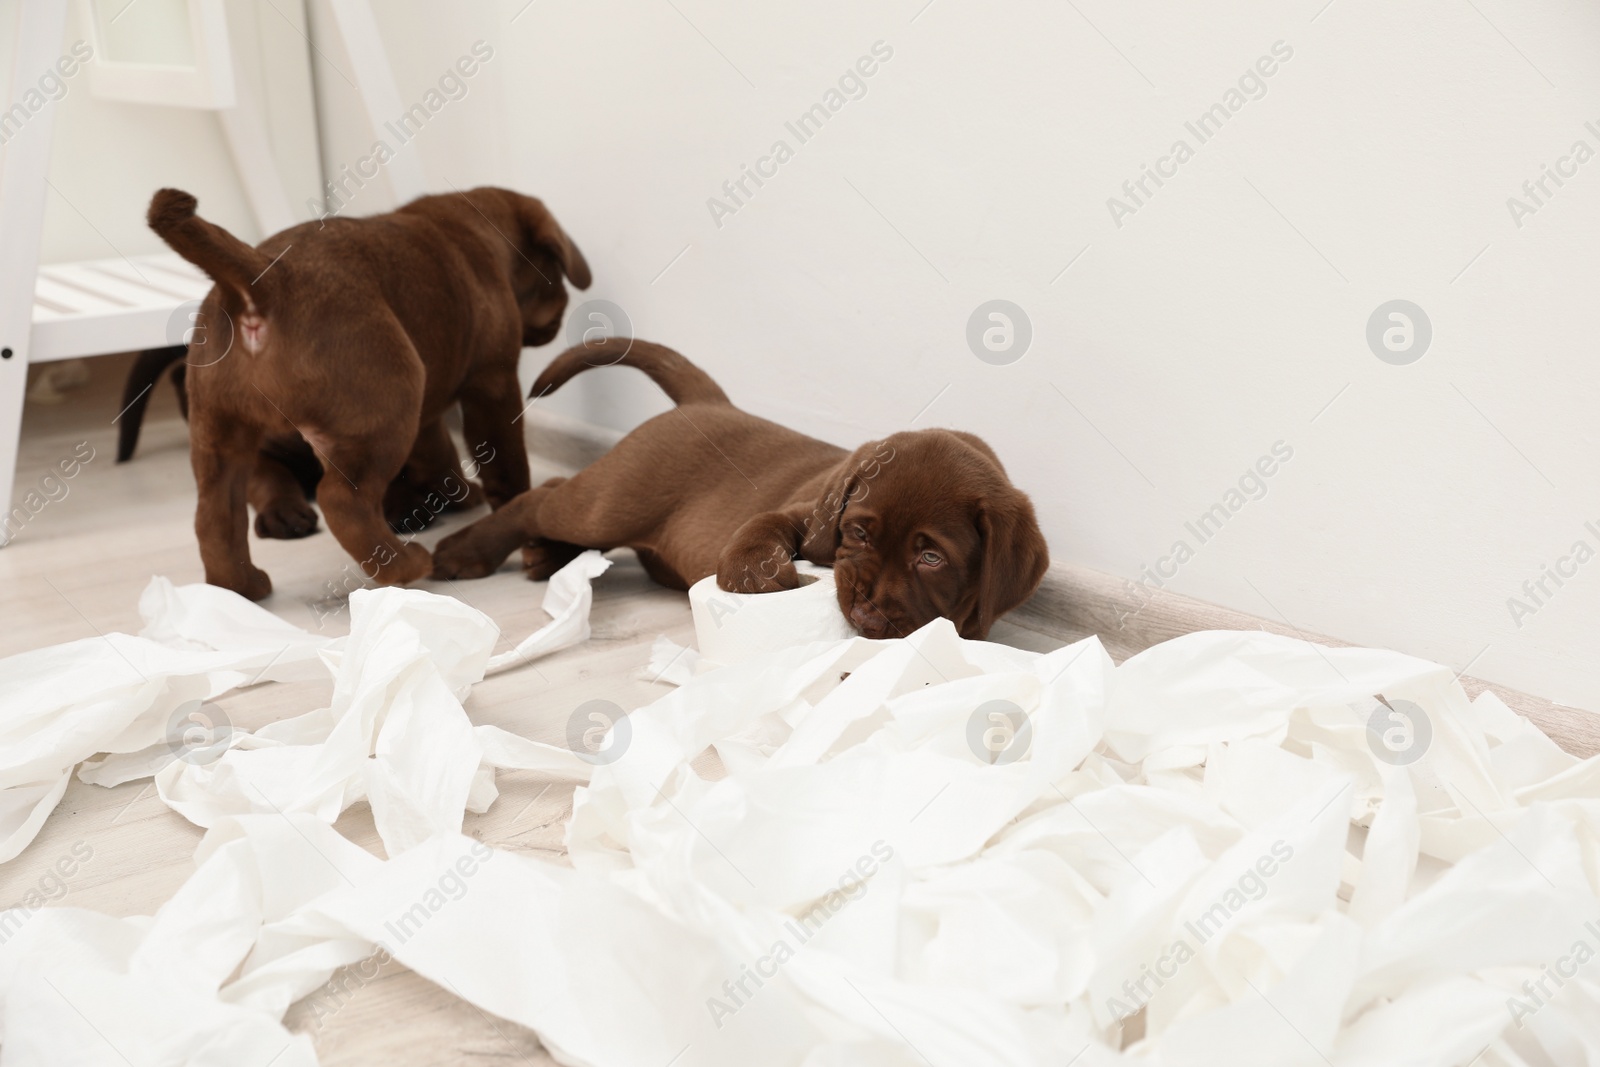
[0,357,1057,1062]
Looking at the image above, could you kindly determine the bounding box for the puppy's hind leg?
[435,442,658,580]
[316,435,432,587]
[432,484,551,580]
[518,477,587,580]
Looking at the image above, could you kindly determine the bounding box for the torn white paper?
[485,550,612,674]
[4,577,1600,1067]
[82,556,607,856]
[4,553,611,865]
[0,579,332,864]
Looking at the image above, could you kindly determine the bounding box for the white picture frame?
[76,0,236,109]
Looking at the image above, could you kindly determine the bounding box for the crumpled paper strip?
[0,813,378,1065]
[3,553,609,866]
[644,635,702,687]
[4,580,1600,1067]
[560,622,1600,1065]
[0,579,334,863]
[484,550,612,674]
[78,555,608,856]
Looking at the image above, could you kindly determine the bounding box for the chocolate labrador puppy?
[114,343,350,537]
[114,344,460,539]
[147,186,589,600]
[432,339,1049,639]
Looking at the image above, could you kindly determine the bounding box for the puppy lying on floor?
[432,339,1049,639]
[145,186,589,600]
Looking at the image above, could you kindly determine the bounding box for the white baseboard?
[521,407,622,472]
[1007,563,1599,759]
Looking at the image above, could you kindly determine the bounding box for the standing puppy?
[147,187,589,600]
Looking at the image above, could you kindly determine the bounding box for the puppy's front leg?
[191,416,272,600]
[717,510,807,593]
[458,373,533,510]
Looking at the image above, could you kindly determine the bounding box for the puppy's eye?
[849,525,867,541]
[919,550,943,566]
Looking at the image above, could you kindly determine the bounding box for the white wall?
[319,0,1600,711]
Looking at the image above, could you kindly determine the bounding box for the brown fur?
[432,339,1049,639]
[147,186,590,600]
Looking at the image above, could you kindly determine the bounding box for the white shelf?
[30,253,213,363]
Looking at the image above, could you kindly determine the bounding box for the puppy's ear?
[798,457,857,565]
[964,489,1049,639]
[517,197,591,289]
[942,429,1004,470]
[798,441,893,564]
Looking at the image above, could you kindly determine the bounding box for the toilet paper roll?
[688,561,857,665]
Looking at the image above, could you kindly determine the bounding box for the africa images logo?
[706,41,895,229]
[1106,41,1294,229]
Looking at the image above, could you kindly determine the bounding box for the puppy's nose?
[850,602,887,634]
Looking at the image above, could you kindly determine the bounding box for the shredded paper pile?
[1,551,1598,1066]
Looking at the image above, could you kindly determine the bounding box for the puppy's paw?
[211,564,272,602]
[521,539,584,581]
[432,529,505,581]
[372,542,432,587]
[254,497,320,540]
[716,549,799,594]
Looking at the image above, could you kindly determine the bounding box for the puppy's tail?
[147,189,280,311]
[115,344,186,462]
[530,338,730,407]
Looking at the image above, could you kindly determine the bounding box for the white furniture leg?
[217,0,303,236]
[0,0,71,547]
[325,0,427,204]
